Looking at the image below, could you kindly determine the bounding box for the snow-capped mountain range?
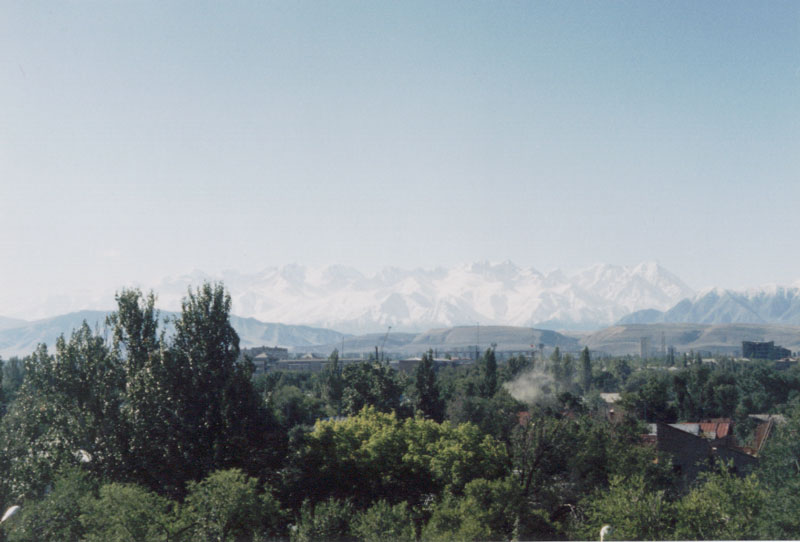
[3,261,695,332]
[143,261,693,333]
[9,261,800,337]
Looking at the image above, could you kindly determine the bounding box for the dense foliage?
[1,282,800,540]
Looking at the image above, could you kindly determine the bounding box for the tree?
[110,284,280,497]
[506,354,532,379]
[284,407,507,511]
[271,385,326,429]
[181,469,265,542]
[621,373,676,423]
[480,348,498,398]
[580,347,592,393]
[674,466,765,540]
[511,410,571,512]
[1,356,25,404]
[351,500,415,542]
[756,401,800,538]
[610,359,632,389]
[560,353,575,392]
[574,474,675,541]
[80,482,179,542]
[549,347,561,379]
[293,498,354,542]
[414,350,444,422]
[322,349,344,415]
[0,323,126,499]
[341,362,404,416]
[4,468,96,542]
[423,476,559,542]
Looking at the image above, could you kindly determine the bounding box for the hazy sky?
[2,1,799,305]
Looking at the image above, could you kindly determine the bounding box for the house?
[644,418,758,485]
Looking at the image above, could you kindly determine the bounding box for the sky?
[1,1,799,315]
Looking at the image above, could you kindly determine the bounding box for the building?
[640,337,651,360]
[742,341,791,360]
[645,418,759,485]
[247,346,290,373]
[268,356,365,373]
[396,357,473,373]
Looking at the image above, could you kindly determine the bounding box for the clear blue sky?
[1,1,798,302]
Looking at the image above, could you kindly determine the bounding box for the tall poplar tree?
[580,347,592,392]
[480,348,498,398]
[112,284,279,497]
[414,350,444,422]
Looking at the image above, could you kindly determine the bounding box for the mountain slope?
[295,325,578,356]
[0,316,28,331]
[0,312,345,358]
[618,286,800,326]
[584,323,800,356]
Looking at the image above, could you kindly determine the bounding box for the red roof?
[698,418,732,439]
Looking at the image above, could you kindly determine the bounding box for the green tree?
[673,364,712,420]
[446,390,525,444]
[1,356,25,405]
[423,476,555,542]
[110,284,280,497]
[580,347,592,393]
[0,323,126,499]
[322,349,344,415]
[285,407,507,511]
[610,358,632,389]
[414,350,444,422]
[674,466,765,540]
[351,500,415,542]
[560,353,575,392]
[574,474,675,541]
[80,483,179,542]
[506,354,532,379]
[549,347,562,385]
[293,498,353,542]
[5,467,96,542]
[271,385,327,429]
[182,469,265,542]
[511,410,572,515]
[621,373,676,423]
[480,348,498,398]
[755,402,800,538]
[341,362,404,416]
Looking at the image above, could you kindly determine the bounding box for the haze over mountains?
[3,261,694,332]
[5,261,800,358]
[0,262,800,356]
[0,311,345,359]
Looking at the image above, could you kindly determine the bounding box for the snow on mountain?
[0,261,695,333]
[145,261,694,333]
